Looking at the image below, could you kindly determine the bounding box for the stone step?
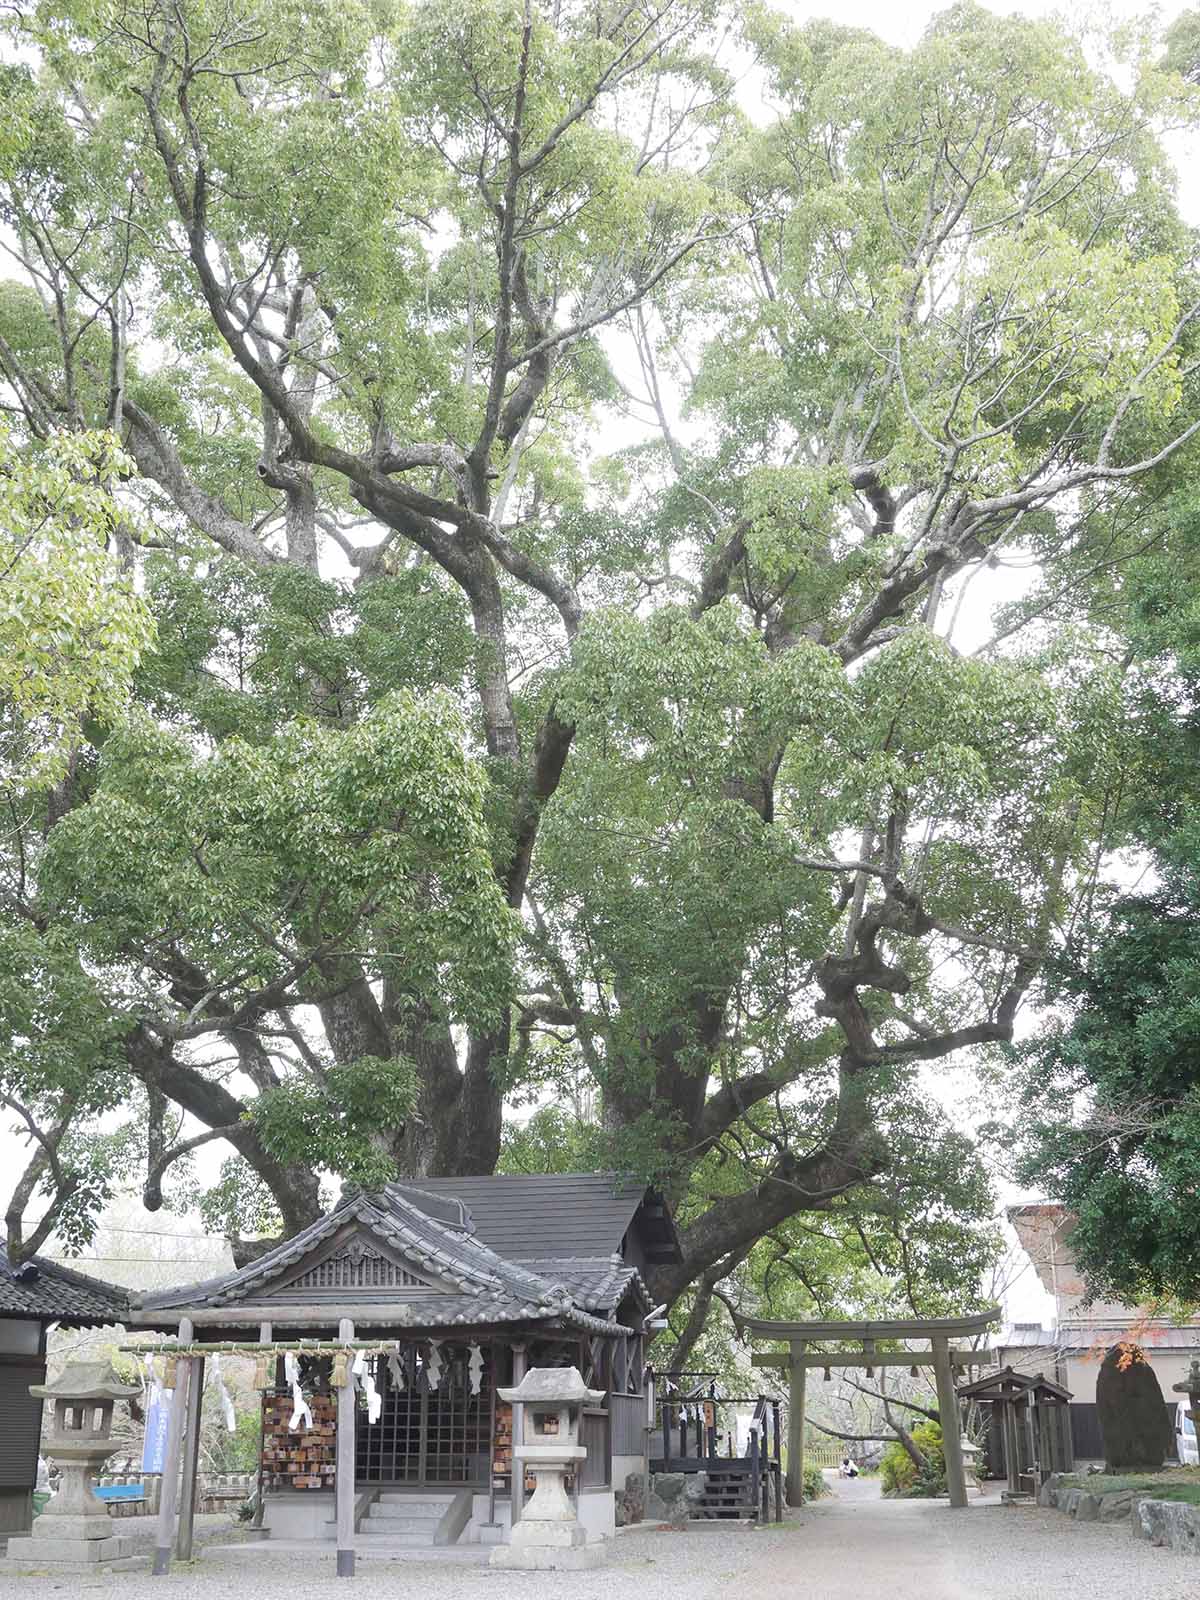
[356,1530,442,1547]
[363,1517,440,1536]
[369,1497,448,1510]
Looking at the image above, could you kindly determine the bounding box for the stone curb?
[1038,1471,1200,1552]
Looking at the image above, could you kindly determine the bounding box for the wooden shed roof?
[956,1365,1072,1404]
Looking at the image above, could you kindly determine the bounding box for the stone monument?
[490,1366,606,1571]
[5,1362,142,1571]
[1096,1342,1172,1471]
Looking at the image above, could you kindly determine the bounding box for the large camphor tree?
[3,0,1200,1316]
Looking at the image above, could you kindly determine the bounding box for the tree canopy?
[1013,489,1200,1309]
[2,0,1200,1318]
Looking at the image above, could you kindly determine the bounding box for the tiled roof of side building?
[0,1252,129,1326]
[391,1172,682,1264]
[516,1257,646,1314]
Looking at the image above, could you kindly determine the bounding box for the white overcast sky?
[15,0,1200,1328]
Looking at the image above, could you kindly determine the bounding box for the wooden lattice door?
[355,1342,492,1486]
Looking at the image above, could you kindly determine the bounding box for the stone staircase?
[355,1490,460,1548]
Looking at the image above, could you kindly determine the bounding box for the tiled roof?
[0,1252,129,1326]
[517,1256,644,1314]
[393,1173,682,1264]
[133,1186,634,1335]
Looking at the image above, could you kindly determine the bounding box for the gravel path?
[2,1478,1197,1598]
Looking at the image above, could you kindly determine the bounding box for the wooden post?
[336,1317,356,1578]
[772,1400,783,1522]
[1024,1399,1039,1487]
[486,1341,498,1528]
[510,1342,527,1529]
[152,1316,193,1576]
[175,1352,206,1559]
[1002,1401,1021,1497]
[785,1341,806,1508]
[252,1322,271,1531]
[931,1336,968,1509]
[1036,1401,1054,1485]
[643,1366,654,1497]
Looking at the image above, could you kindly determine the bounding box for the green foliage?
[0,425,154,777]
[253,1057,417,1187]
[880,1420,945,1498]
[1013,496,1200,1308]
[207,1408,262,1476]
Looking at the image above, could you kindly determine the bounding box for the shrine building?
[126,1173,679,1564]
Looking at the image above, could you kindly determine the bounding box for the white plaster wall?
[612,1454,643,1491]
[263,1490,334,1538]
[464,1493,510,1542]
[577,1488,615,1541]
[1065,1351,1196,1407]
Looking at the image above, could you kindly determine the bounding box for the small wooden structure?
[649,1372,784,1522]
[956,1367,1071,1501]
[741,1309,999,1509]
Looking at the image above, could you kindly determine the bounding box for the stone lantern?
[5,1362,142,1571]
[490,1366,606,1571]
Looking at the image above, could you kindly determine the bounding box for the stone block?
[1075,1493,1102,1522]
[1131,1498,1200,1551]
[1098,1491,1134,1523]
[1059,1487,1082,1517]
[647,1470,707,1528]
[5,1531,141,1565]
[511,1519,586,1549]
[29,1512,115,1540]
[491,1542,606,1570]
[616,1471,646,1528]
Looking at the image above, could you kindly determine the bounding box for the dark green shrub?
[880,1420,946,1497]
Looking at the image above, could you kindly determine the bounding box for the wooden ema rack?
[262,1390,336,1490]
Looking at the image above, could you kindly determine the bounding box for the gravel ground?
[3,1478,1197,1599]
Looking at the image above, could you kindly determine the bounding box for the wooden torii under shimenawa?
[738,1308,1000,1510]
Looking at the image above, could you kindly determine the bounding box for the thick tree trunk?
[124,1026,322,1238]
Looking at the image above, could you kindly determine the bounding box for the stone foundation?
[4,1528,149,1572]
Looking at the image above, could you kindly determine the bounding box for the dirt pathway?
[735,1476,1200,1600]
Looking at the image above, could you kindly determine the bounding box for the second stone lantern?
[490,1366,607,1570]
[4,1361,141,1571]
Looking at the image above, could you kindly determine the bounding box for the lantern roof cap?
[497,1364,605,1407]
[30,1361,139,1403]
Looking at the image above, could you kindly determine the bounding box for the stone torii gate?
[740,1308,999,1510]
